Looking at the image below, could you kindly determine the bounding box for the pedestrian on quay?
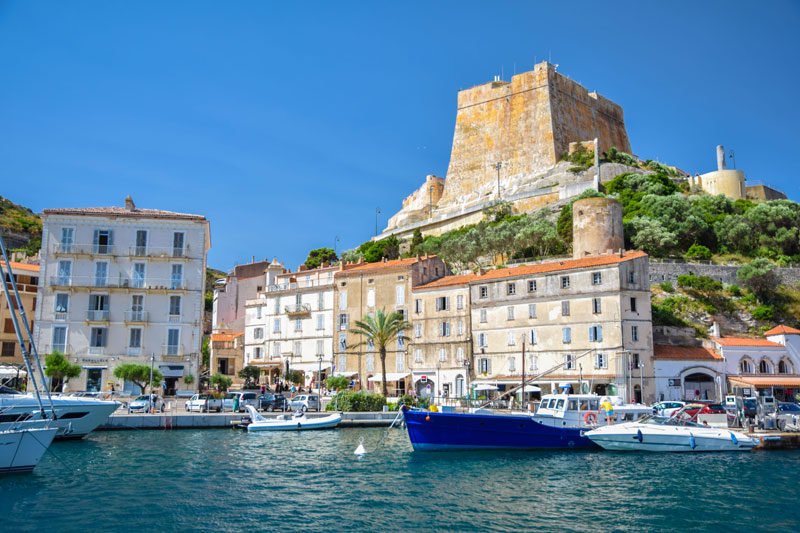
[600,398,615,425]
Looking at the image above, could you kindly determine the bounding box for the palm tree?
[351,309,410,397]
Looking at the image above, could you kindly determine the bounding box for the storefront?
[367,373,409,396]
[729,376,800,402]
[158,365,185,396]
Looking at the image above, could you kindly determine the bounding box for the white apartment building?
[34,196,210,394]
[244,261,337,388]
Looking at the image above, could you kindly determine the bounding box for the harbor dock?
[99,411,398,430]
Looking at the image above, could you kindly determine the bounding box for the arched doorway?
[683,372,715,400]
[416,378,435,399]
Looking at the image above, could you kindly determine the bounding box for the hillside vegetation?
[0,196,42,256]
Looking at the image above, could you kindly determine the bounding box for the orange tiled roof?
[8,262,39,273]
[472,251,647,282]
[44,206,206,221]
[653,344,722,360]
[713,337,783,348]
[211,332,244,341]
[729,376,800,387]
[337,256,434,275]
[764,325,800,336]
[415,274,474,290]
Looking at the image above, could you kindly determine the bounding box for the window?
[130,295,145,323]
[339,291,347,310]
[396,285,405,305]
[414,323,422,338]
[273,318,281,333]
[457,295,464,310]
[172,232,185,257]
[88,294,109,321]
[589,326,603,342]
[439,348,447,362]
[457,320,464,335]
[628,270,636,283]
[396,352,405,372]
[167,329,180,355]
[415,299,422,313]
[478,333,488,348]
[480,358,490,374]
[316,340,324,356]
[135,230,148,255]
[1,342,15,357]
[55,294,69,315]
[52,326,67,353]
[594,353,607,369]
[415,348,423,363]
[338,313,349,330]
[457,347,464,363]
[367,288,375,307]
[631,353,640,368]
[479,286,488,298]
[435,297,450,311]
[295,318,302,332]
[294,341,301,356]
[169,295,181,318]
[592,272,602,285]
[296,293,303,306]
[630,297,637,313]
[367,338,375,351]
[257,307,262,319]
[316,314,324,330]
[507,306,515,320]
[94,262,108,287]
[507,283,516,295]
[529,329,537,345]
[509,357,516,372]
[273,343,280,358]
[339,334,347,351]
[254,327,264,339]
[440,322,450,337]
[56,260,72,285]
[274,296,281,315]
[562,301,570,316]
[129,328,142,348]
[562,327,572,344]
[254,347,262,360]
[564,354,575,370]
[90,327,107,348]
[759,360,772,374]
[779,360,791,374]
[398,275,404,281]
[339,355,347,372]
[170,264,183,289]
[528,280,537,292]
[592,298,601,314]
[480,309,487,323]
[526,304,536,319]
[60,228,74,252]
[561,276,570,289]
[366,353,375,372]
[318,292,324,311]
[397,332,405,349]
[740,359,753,373]
[93,229,113,254]
[397,309,406,321]
[631,325,639,342]
[507,331,515,346]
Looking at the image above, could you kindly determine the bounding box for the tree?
[201,337,210,369]
[284,369,303,385]
[351,309,410,397]
[184,374,195,386]
[685,244,712,261]
[326,375,350,391]
[737,258,780,303]
[238,365,260,388]
[113,363,163,394]
[629,216,677,256]
[209,373,233,391]
[44,351,81,392]
[410,228,423,256]
[304,247,338,269]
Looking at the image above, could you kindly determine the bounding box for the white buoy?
[354,436,367,456]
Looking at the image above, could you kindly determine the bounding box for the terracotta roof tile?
[653,344,722,360]
[729,376,800,387]
[713,337,783,348]
[471,251,646,282]
[337,256,434,275]
[43,206,206,221]
[415,274,475,290]
[764,325,800,336]
[8,262,39,273]
[211,333,243,341]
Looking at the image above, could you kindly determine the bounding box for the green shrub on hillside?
[752,305,774,321]
[676,274,723,293]
[686,244,712,261]
[325,390,386,412]
[659,281,674,293]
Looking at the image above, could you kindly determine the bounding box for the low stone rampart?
[648,260,800,286]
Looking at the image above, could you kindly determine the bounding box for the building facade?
[209,332,245,386]
[34,197,210,394]
[212,259,270,333]
[1,262,39,385]
[333,256,446,396]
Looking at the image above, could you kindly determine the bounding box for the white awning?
[289,362,332,373]
[332,371,357,377]
[0,365,26,378]
[158,365,184,378]
[82,365,107,370]
[368,373,410,382]
[474,384,498,391]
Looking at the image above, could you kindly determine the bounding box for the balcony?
[161,344,183,357]
[86,310,110,322]
[54,312,69,321]
[42,344,73,355]
[285,304,311,317]
[124,310,149,323]
[53,243,115,256]
[168,313,181,323]
[50,276,72,287]
[126,245,191,259]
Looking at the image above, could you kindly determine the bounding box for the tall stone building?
[1,262,39,382]
[384,62,631,238]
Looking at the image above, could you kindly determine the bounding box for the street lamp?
[428,186,434,218]
[729,149,736,169]
[495,161,502,198]
[334,236,340,256]
[149,354,155,414]
[436,363,441,406]
[375,207,381,237]
[463,355,471,408]
[317,354,323,400]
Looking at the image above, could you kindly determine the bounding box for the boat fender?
[425,415,430,421]
[636,429,643,443]
[689,433,696,450]
[354,437,367,456]
[584,412,597,425]
[297,423,301,428]
[730,432,738,445]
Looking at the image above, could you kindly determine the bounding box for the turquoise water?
[1,427,799,532]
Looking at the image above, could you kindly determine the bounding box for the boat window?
[579,400,589,411]
[568,400,578,411]
[556,399,565,410]
[589,400,599,411]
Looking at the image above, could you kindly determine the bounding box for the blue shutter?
[93,230,99,246]
[108,229,114,246]
[597,326,603,341]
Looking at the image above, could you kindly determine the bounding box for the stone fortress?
[379,62,786,241]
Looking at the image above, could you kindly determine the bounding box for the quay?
[99,410,398,431]
[749,431,800,450]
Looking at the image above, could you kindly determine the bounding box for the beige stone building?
[409,275,472,400]
[469,250,654,403]
[1,262,39,386]
[333,256,446,396]
[209,332,244,386]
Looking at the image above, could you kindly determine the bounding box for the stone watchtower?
[572,197,624,258]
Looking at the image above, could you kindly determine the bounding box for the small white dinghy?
[245,405,341,431]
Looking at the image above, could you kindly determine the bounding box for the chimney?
[478,267,486,276]
[382,257,387,263]
[124,195,135,211]
[716,145,726,171]
[339,261,345,272]
[710,321,721,338]
[252,256,255,263]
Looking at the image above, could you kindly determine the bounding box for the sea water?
[1,427,798,532]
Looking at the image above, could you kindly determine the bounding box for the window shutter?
[108,230,114,246]
[92,230,99,246]
[597,326,603,341]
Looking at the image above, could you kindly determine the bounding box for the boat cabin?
[533,394,651,428]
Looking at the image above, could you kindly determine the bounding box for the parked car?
[222,392,259,412]
[287,394,321,412]
[681,403,728,428]
[185,393,222,413]
[651,401,685,417]
[777,402,800,430]
[128,394,165,413]
[258,393,288,412]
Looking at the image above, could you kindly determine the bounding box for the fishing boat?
[244,405,341,431]
[0,423,58,474]
[402,393,652,451]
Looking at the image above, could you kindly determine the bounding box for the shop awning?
[729,376,800,388]
[332,371,357,377]
[158,365,184,378]
[0,365,26,378]
[249,359,281,367]
[474,384,498,391]
[368,372,410,382]
[289,361,332,373]
[82,365,107,370]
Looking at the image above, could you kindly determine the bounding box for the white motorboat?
[0,387,119,439]
[245,405,341,431]
[0,424,58,474]
[585,415,757,452]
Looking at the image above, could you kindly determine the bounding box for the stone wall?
[648,260,800,286]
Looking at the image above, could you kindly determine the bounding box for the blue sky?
[1,1,798,271]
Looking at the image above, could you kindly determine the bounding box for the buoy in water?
[354,436,367,456]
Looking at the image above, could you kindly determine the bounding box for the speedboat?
[402,393,653,451]
[585,415,757,452]
[0,422,58,474]
[0,387,120,439]
[244,405,341,431]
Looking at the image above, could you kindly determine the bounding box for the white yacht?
[244,405,341,431]
[0,387,119,439]
[0,422,58,474]
[585,415,757,452]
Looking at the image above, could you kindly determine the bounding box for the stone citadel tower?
[572,197,624,259]
[383,62,632,237]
